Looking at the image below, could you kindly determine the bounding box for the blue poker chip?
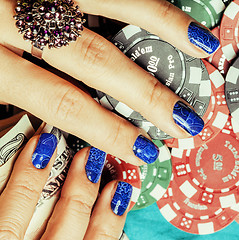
[96,25,211,140]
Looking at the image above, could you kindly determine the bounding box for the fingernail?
[32,133,57,169]
[111,181,132,216]
[133,135,159,164]
[173,101,204,136]
[85,147,106,183]
[188,22,220,55]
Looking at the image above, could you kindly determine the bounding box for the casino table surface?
[124,203,239,240]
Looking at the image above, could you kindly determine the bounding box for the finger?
[41,147,100,240]
[42,28,205,139]
[2,1,204,139]
[0,134,57,239]
[0,45,159,166]
[84,181,132,240]
[78,0,219,58]
[1,0,218,58]
[0,112,35,194]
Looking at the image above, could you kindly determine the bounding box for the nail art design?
[85,147,106,183]
[111,181,132,216]
[173,101,204,136]
[133,135,159,164]
[188,22,220,55]
[32,133,57,169]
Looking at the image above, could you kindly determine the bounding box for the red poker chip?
[165,60,229,149]
[101,154,141,211]
[157,179,239,235]
[206,26,230,77]
[170,129,239,210]
[220,0,239,62]
[223,114,239,139]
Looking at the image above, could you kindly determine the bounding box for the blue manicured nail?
[133,135,159,164]
[111,181,132,216]
[85,147,106,183]
[188,22,220,54]
[32,133,57,169]
[173,101,204,136]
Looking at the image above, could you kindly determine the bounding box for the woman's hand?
[0,133,131,240]
[0,0,219,166]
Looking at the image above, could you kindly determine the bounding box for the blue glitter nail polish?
[188,22,220,54]
[111,181,132,216]
[32,133,57,169]
[173,101,204,136]
[133,135,159,164]
[85,147,106,183]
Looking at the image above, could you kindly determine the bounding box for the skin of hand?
[0,133,130,240]
[0,0,220,166]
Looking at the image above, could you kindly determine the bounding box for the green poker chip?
[132,140,172,211]
[168,0,226,29]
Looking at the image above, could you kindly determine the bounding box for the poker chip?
[206,26,230,77]
[220,0,239,62]
[168,0,226,28]
[157,179,239,235]
[101,154,141,211]
[165,60,229,149]
[97,25,211,140]
[132,140,172,210]
[170,129,239,211]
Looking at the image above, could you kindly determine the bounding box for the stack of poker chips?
[91,0,239,235]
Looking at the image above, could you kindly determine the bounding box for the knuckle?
[60,195,93,217]
[0,222,21,240]
[153,1,174,24]
[51,86,85,122]
[105,119,125,147]
[14,182,40,202]
[76,34,111,74]
[145,81,163,111]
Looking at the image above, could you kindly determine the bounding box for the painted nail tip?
[188,22,220,55]
[133,135,159,164]
[85,147,106,183]
[173,101,205,137]
[32,133,58,169]
[190,120,205,136]
[32,154,50,169]
[111,182,133,216]
[86,170,100,183]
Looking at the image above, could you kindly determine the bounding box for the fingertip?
[97,180,132,217]
[172,101,205,137]
[31,133,58,169]
[110,181,133,216]
[187,21,220,56]
[85,147,107,183]
[132,135,159,164]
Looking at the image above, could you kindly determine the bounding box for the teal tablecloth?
[124,203,239,240]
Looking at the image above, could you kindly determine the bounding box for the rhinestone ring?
[14,0,85,59]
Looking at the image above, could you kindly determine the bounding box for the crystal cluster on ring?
[14,0,85,49]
